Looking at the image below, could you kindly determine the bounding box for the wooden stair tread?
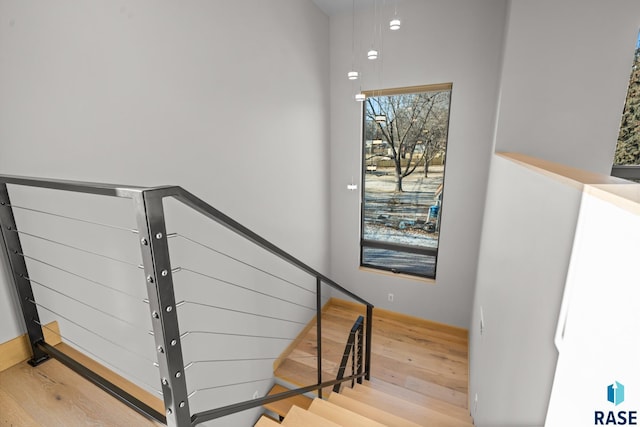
[255,414,281,426]
[328,392,422,427]
[263,385,313,418]
[273,359,334,397]
[344,385,473,427]
[281,405,341,427]
[363,378,473,423]
[308,398,386,427]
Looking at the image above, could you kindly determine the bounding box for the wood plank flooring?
[0,355,163,427]
[0,297,470,426]
[274,298,470,410]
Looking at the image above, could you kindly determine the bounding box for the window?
[613,31,640,181]
[360,84,452,279]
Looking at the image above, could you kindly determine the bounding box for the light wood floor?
[274,299,470,409]
[0,299,469,426]
[0,355,163,427]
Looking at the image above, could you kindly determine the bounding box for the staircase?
[0,175,472,426]
[257,380,474,426]
[256,299,474,427]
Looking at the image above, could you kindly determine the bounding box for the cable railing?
[333,315,365,393]
[0,174,374,427]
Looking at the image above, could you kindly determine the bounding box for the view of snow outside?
[363,168,442,249]
[361,87,451,278]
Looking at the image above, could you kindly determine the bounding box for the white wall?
[469,156,583,426]
[328,0,508,327]
[546,187,640,426]
[494,0,640,174]
[0,1,329,425]
[470,1,640,425]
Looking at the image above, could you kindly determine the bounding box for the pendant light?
[390,0,401,30]
[347,0,359,81]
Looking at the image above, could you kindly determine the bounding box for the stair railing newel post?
[351,326,357,388]
[365,304,373,381]
[357,319,364,384]
[0,183,49,366]
[134,189,191,427]
[316,276,323,399]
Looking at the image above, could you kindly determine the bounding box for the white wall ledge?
[498,152,640,215]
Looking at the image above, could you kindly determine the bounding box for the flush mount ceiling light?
[355,93,366,102]
[348,71,360,80]
[367,49,378,60]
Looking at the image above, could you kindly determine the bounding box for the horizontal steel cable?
[13,229,140,267]
[176,300,307,326]
[183,354,319,371]
[30,300,157,365]
[174,233,315,294]
[19,253,143,301]
[36,320,162,396]
[178,267,315,311]
[28,276,148,333]
[178,330,295,341]
[188,377,274,399]
[8,203,138,233]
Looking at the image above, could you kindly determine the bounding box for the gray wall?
[494,0,640,174]
[470,1,640,425]
[328,0,508,328]
[0,0,329,337]
[0,1,329,425]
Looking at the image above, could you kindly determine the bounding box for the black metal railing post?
[0,174,378,425]
[0,183,49,366]
[351,330,356,388]
[316,277,323,399]
[134,189,191,427]
[357,321,364,384]
[365,304,373,381]
[333,315,364,393]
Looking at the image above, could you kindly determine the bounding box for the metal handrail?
[0,174,375,426]
[169,186,373,307]
[0,174,373,307]
[0,173,149,198]
[192,372,368,425]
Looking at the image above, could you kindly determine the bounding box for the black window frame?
[359,83,452,280]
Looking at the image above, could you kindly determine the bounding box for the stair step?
[263,385,313,419]
[362,378,473,423]
[344,385,473,427]
[274,359,334,397]
[274,374,332,399]
[308,398,386,427]
[328,392,422,427]
[281,405,341,427]
[255,414,281,426]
